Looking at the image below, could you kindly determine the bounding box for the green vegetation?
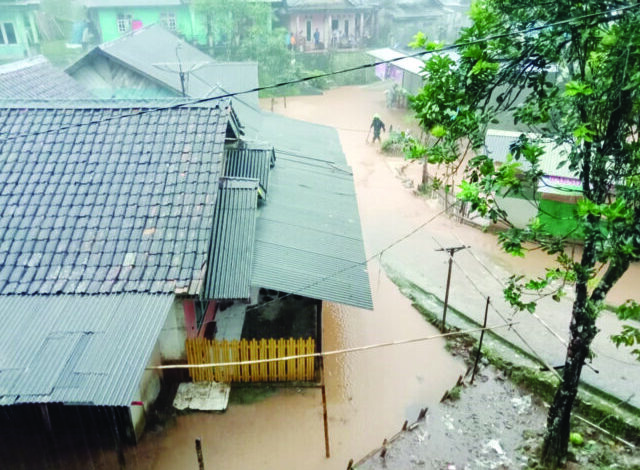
[409,1,640,466]
[229,386,277,405]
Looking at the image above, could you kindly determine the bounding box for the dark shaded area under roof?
[0,101,232,296]
[0,294,173,406]
[0,56,93,100]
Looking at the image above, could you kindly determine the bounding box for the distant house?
[283,0,379,51]
[0,55,92,98]
[367,47,426,96]
[379,0,470,47]
[83,0,207,45]
[0,0,40,62]
[485,129,582,236]
[67,24,258,105]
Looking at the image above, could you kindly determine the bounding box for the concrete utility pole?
[435,245,468,332]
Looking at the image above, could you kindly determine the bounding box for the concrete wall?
[129,342,162,441]
[495,195,538,229]
[157,298,187,361]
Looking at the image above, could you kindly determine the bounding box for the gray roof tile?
[0,102,232,295]
[0,56,92,100]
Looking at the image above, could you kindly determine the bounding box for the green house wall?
[538,198,583,239]
[91,6,207,45]
[0,6,39,62]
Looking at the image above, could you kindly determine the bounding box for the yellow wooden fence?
[185,337,316,383]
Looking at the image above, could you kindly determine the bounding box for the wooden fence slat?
[186,337,315,383]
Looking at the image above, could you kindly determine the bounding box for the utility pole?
[435,245,468,332]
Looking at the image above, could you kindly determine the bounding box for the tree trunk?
[540,293,597,467]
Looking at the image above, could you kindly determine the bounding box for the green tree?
[411,1,640,467]
[193,0,291,86]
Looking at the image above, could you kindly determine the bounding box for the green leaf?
[431,125,447,138]
[565,81,594,97]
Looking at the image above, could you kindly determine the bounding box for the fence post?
[436,245,468,332]
[195,438,205,470]
[471,297,490,384]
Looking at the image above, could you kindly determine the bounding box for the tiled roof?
[0,102,232,296]
[0,56,92,100]
[0,294,173,406]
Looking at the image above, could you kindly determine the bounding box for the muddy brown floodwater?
[145,276,464,470]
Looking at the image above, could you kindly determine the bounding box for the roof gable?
[0,102,232,296]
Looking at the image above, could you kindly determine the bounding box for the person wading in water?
[369,114,386,144]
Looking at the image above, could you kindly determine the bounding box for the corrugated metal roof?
[485,129,579,180]
[0,294,173,406]
[251,114,373,309]
[368,47,460,76]
[205,178,258,300]
[224,148,275,198]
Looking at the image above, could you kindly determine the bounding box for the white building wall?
[157,298,187,361]
[495,196,538,229]
[129,342,163,441]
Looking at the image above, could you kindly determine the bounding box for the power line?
[431,235,562,378]
[1,3,638,143]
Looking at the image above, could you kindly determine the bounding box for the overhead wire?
[0,3,639,143]
[244,204,454,312]
[149,322,517,370]
[453,233,640,367]
[431,235,563,378]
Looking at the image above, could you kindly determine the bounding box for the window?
[116,14,132,33]
[306,20,311,42]
[344,20,349,37]
[0,22,17,44]
[160,12,177,31]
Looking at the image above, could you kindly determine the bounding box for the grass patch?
[229,386,278,405]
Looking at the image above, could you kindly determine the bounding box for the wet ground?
[140,273,465,470]
[358,366,549,470]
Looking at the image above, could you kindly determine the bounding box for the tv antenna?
[152,42,210,96]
